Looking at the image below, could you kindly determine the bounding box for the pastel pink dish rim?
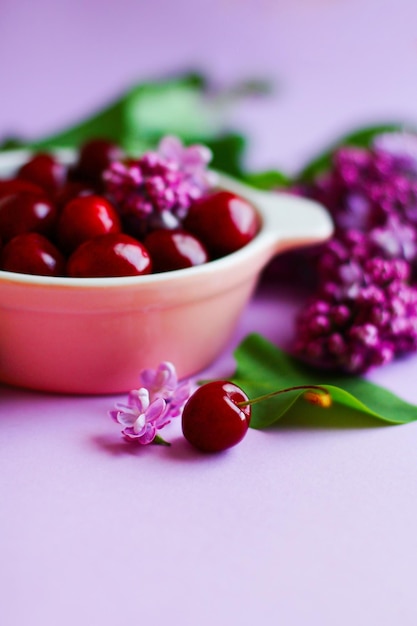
[0,149,333,394]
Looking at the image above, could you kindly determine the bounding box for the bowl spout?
[217,173,334,254]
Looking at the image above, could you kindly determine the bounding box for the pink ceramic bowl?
[0,150,333,394]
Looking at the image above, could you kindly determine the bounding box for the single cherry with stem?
[181,381,332,453]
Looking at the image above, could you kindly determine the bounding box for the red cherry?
[143,229,209,272]
[183,190,259,258]
[181,381,332,453]
[0,178,44,200]
[55,181,96,211]
[1,232,65,276]
[0,192,58,243]
[181,381,251,452]
[71,138,123,187]
[17,153,66,196]
[66,233,152,278]
[57,195,122,253]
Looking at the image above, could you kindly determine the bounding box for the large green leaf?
[27,73,219,153]
[242,169,291,189]
[230,334,417,429]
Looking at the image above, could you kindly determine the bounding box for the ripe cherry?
[183,190,259,258]
[181,381,332,453]
[1,232,65,276]
[66,232,152,278]
[57,194,122,253]
[55,181,95,211]
[17,153,66,197]
[71,138,123,188]
[0,178,44,200]
[144,228,209,272]
[0,192,58,243]
[181,381,251,452]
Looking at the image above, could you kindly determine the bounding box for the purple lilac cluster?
[293,132,417,373]
[311,141,417,232]
[110,361,193,445]
[103,136,216,237]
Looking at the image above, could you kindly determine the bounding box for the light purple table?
[2,2,417,624]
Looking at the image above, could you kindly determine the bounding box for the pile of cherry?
[0,139,259,278]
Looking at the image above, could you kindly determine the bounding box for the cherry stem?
[237,385,331,408]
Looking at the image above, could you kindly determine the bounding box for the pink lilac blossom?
[110,361,192,444]
[294,231,417,373]
[291,131,417,373]
[306,142,417,234]
[373,131,417,172]
[103,136,215,237]
[110,389,167,444]
[139,360,193,419]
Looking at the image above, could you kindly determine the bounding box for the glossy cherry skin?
[66,233,152,278]
[0,192,58,243]
[1,232,65,276]
[181,381,251,452]
[17,153,66,197]
[183,190,259,258]
[57,194,122,253]
[71,138,123,188]
[144,228,209,273]
[0,178,44,200]
[55,181,96,211]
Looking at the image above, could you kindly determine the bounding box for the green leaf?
[296,122,414,183]
[29,72,218,153]
[204,133,247,177]
[230,333,417,429]
[242,169,291,190]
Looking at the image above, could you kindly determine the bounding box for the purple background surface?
[2,1,417,624]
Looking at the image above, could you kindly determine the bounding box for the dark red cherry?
[0,178,44,200]
[17,153,66,196]
[0,192,58,243]
[143,229,209,272]
[1,232,65,276]
[57,194,122,253]
[72,138,123,187]
[66,233,152,278]
[55,181,96,211]
[181,381,251,452]
[183,190,259,258]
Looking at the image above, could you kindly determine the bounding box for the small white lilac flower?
[370,215,417,261]
[140,361,193,420]
[158,135,211,169]
[373,131,417,169]
[110,361,193,445]
[140,361,178,398]
[110,388,166,444]
[157,135,217,190]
